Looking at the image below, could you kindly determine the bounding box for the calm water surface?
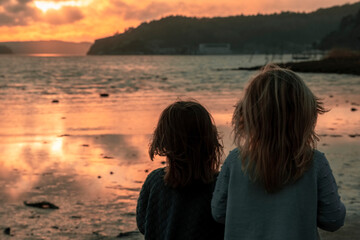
[0,55,359,239]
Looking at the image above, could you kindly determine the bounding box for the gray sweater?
[211,149,345,240]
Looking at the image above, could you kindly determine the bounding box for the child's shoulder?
[229,148,240,156]
[147,167,165,177]
[144,167,165,184]
[151,167,166,174]
[225,148,241,163]
[312,149,328,166]
[220,148,242,170]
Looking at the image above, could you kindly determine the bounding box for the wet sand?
[319,214,360,240]
[317,136,360,240]
[0,79,359,239]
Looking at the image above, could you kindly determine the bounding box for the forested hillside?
[0,41,92,55]
[88,2,360,55]
[0,45,12,54]
[319,9,360,50]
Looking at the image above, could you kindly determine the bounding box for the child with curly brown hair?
[137,100,224,240]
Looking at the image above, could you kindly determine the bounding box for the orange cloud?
[0,0,40,26]
[0,0,358,42]
[43,6,84,24]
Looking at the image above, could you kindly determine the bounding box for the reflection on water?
[20,53,83,57]
[0,133,163,238]
[0,55,359,239]
[0,97,358,239]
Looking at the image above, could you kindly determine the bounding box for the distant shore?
[237,57,360,76]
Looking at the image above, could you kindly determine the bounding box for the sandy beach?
[0,55,359,239]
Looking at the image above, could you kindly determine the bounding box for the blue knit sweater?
[136,168,224,240]
[211,149,346,240]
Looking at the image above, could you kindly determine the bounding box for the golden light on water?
[51,138,63,155]
[0,99,161,200]
[0,52,358,238]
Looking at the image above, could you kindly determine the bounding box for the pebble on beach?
[330,134,343,137]
[117,231,140,238]
[58,134,71,137]
[3,227,11,235]
[24,201,59,209]
[349,134,360,138]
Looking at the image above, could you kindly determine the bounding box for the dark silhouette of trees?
[87,2,360,55]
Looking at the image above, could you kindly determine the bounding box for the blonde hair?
[232,64,326,193]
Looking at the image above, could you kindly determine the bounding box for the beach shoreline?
[0,55,358,239]
[236,57,360,76]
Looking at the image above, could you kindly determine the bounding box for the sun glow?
[34,1,89,12]
[0,0,357,43]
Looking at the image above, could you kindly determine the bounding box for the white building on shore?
[198,43,231,54]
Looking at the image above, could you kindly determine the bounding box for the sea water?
[0,55,359,239]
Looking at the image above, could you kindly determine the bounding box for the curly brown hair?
[149,101,223,188]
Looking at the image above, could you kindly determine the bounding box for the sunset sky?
[0,0,359,43]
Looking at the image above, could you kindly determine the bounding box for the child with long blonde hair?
[212,64,345,239]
